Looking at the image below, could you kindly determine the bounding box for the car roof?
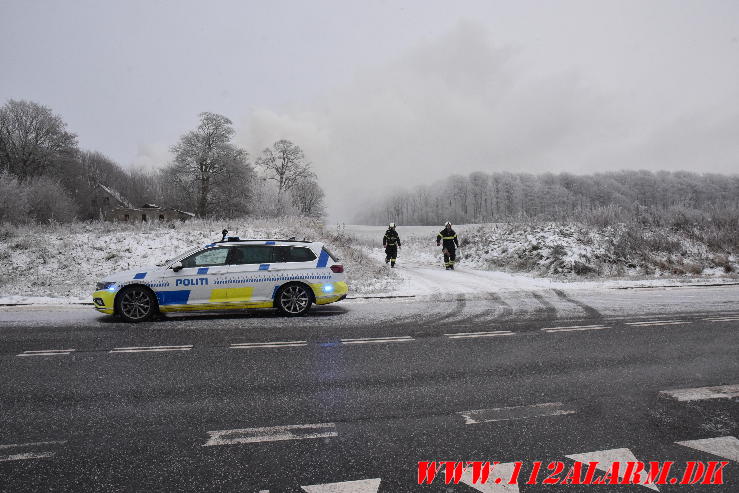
[208,239,319,246]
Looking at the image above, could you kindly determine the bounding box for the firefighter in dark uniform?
[383,222,401,267]
[436,221,459,270]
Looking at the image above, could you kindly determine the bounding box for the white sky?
[2,0,738,220]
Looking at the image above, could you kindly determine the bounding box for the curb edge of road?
[0,295,420,307]
[2,281,739,307]
[610,281,739,290]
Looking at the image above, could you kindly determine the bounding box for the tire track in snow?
[553,289,602,320]
[530,291,558,319]
[425,294,467,326]
[452,292,514,325]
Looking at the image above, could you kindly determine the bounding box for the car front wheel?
[276,284,312,316]
[116,286,158,322]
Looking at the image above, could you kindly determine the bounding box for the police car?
[91,233,348,322]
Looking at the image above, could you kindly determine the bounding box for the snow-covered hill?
[1,220,737,304]
[0,218,396,303]
[344,223,738,285]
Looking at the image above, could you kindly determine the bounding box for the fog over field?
[2,1,739,221]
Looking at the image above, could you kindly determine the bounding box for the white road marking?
[566,448,659,491]
[0,451,55,462]
[109,345,192,353]
[0,440,66,450]
[340,336,414,345]
[703,316,739,322]
[17,349,75,357]
[625,320,689,326]
[460,462,520,492]
[231,340,307,349]
[459,402,576,425]
[0,439,66,462]
[541,324,608,333]
[203,422,337,446]
[659,384,739,401]
[676,436,739,462]
[446,330,515,339]
[301,478,381,492]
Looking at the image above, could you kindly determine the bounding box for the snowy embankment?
[343,223,739,293]
[2,220,737,305]
[0,219,396,304]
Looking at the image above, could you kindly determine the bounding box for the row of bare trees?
[357,170,739,227]
[0,100,325,222]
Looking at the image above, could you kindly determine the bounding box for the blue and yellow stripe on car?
[93,275,348,316]
[158,286,271,312]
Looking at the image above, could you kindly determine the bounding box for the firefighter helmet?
[389,222,396,228]
[444,221,452,227]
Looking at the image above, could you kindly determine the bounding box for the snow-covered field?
[1,220,737,305]
[342,223,739,296]
[345,223,738,275]
[0,218,395,304]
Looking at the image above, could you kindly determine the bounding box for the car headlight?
[96,282,118,291]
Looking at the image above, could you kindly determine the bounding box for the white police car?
[92,234,348,322]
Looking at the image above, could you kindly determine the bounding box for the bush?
[0,172,30,224]
[0,172,76,224]
[26,176,77,222]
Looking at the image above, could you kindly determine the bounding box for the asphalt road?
[1,286,738,492]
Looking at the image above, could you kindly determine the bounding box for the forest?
[357,170,739,226]
[0,100,325,223]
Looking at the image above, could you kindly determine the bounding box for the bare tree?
[290,178,325,217]
[255,139,314,196]
[168,112,248,217]
[0,100,78,179]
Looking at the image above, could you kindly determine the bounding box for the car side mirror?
[171,261,183,272]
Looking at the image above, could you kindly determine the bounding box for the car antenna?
[221,229,228,241]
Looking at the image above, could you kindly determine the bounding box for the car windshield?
[162,246,206,266]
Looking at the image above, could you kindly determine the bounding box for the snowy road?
[1,293,738,491]
[1,283,738,491]
[2,283,739,330]
[386,261,556,295]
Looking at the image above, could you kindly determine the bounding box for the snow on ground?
[1,220,737,305]
[342,223,739,297]
[0,218,395,304]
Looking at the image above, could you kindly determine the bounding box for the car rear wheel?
[276,284,312,316]
[116,286,158,323]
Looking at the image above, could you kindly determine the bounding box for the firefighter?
[383,222,401,267]
[436,221,459,270]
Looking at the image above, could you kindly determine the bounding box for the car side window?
[229,245,274,265]
[272,246,317,263]
[181,247,230,268]
[289,247,317,262]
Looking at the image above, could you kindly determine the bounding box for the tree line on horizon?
[356,170,739,230]
[0,99,325,224]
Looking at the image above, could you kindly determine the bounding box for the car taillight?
[330,264,344,273]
